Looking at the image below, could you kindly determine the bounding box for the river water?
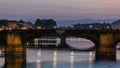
[1,49,120,68]
[1,38,120,68]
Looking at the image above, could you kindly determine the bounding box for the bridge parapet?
[56,30,65,35]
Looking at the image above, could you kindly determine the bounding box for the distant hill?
[24,18,117,27]
[57,19,117,27]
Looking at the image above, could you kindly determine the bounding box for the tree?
[0,19,8,27]
[19,20,25,23]
[34,18,57,29]
[35,19,41,26]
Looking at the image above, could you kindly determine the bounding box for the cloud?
[102,1,119,5]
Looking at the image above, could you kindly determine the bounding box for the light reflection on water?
[70,51,74,68]
[26,48,95,68]
[53,50,57,68]
[36,49,41,68]
[1,49,120,68]
[1,36,120,68]
[0,57,4,68]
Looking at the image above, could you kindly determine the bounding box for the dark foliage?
[35,19,57,28]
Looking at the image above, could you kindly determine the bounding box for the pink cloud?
[102,1,119,5]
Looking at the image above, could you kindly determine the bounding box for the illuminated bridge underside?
[1,29,120,61]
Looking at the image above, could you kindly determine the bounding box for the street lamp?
[37,26,42,29]
[53,26,57,29]
[106,26,110,29]
[89,25,93,28]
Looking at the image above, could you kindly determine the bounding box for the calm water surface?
[26,49,120,68]
[1,49,120,68]
[1,38,120,68]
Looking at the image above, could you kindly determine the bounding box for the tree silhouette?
[34,19,57,29]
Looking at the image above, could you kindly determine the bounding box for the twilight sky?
[0,0,120,20]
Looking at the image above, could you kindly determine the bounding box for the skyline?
[0,0,120,20]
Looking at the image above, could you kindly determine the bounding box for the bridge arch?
[65,36,96,50]
[0,39,6,46]
[114,38,120,46]
[64,34,99,48]
[0,31,7,44]
[22,34,61,48]
[0,37,7,47]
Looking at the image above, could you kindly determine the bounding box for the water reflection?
[3,57,26,68]
[27,49,95,68]
[2,49,95,68]
[53,50,57,68]
[1,37,120,68]
[29,37,61,48]
[2,49,120,68]
[66,37,95,50]
[88,52,93,68]
[36,49,41,68]
[70,51,74,68]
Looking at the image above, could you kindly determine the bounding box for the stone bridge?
[0,29,120,68]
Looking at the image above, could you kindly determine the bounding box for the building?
[7,20,33,30]
[112,19,120,30]
[7,20,19,30]
[18,20,33,30]
[69,23,111,30]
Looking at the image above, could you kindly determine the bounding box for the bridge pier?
[5,33,26,68]
[60,35,67,48]
[96,34,116,61]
